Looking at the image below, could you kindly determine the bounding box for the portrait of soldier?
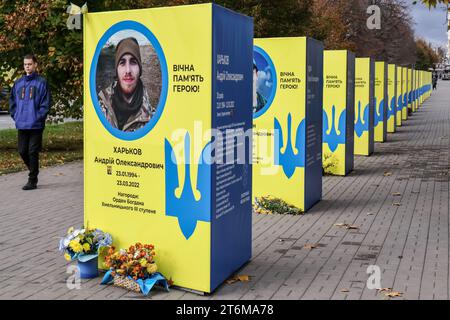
[253,59,267,114]
[98,37,155,132]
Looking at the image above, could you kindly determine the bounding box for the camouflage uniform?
[253,92,267,113]
[98,81,155,132]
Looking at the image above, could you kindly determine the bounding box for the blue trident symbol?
[354,101,369,138]
[403,92,408,111]
[373,97,384,127]
[397,94,403,112]
[323,105,346,153]
[274,113,305,179]
[388,96,396,120]
[164,132,211,240]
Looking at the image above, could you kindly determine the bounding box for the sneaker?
[22,181,37,190]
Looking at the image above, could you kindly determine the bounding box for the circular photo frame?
[90,20,168,141]
[253,46,277,119]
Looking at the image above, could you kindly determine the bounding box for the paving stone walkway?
[0,113,14,130]
[0,82,448,300]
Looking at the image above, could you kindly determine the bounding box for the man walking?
[9,54,51,190]
[432,73,438,91]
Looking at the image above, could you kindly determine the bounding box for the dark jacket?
[9,72,51,130]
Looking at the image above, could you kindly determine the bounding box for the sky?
[408,1,448,50]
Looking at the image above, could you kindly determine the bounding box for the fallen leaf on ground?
[237,275,250,282]
[384,172,392,177]
[366,212,375,216]
[392,202,402,206]
[334,223,359,230]
[385,291,403,298]
[334,223,347,227]
[340,288,349,293]
[303,244,318,250]
[376,288,393,293]
[392,192,401,196]
[226,275,250,284]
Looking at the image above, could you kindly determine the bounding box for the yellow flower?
[67,227,74,235]
[146,263,157,274]
[82,243,91,253]
[69,239,83,253]
[139,258,148,267]
[64,253,72,261]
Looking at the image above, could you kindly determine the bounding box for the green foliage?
[253,196,303,215]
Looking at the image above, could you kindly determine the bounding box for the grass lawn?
[0,121,83,175]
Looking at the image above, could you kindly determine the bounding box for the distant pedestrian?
[9,54,51,190]
[432,74,437,91]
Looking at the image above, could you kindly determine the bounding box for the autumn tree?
[415,38,440,69]
[308,0,417,65]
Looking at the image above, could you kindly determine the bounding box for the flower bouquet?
[101,243,170,296]
[59,227,112,278]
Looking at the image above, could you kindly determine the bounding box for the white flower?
[58,239,65,251]
[63,238,71,247]
[73,229,81,237]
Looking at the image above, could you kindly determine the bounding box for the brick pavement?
[0,81,448,300]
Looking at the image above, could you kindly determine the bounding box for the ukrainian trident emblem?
[373,97,384,127]
[165,132,211,240]
[355,101,369,138]
[273,113,305,179]
[323,105,346,152]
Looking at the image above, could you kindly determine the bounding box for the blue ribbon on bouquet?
[101,270,170,296]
